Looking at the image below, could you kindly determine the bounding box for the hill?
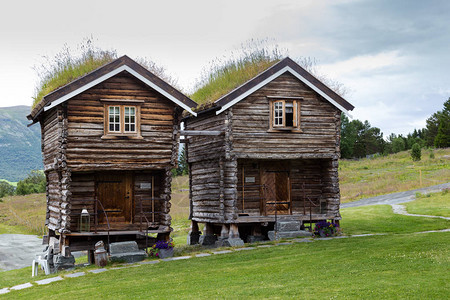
[0,105,42,181]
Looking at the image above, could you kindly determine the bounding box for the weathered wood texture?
[231,73,341,159]
[68,171,171,232]
[65,72,177,171]
[40,71,179,234]
[236,159,340,218]
[186,71,342,224]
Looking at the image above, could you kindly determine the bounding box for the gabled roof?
[213,57,354,115]
[28,55,197,121]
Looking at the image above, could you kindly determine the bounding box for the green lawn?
[4,233,449,299]
[340,205,449,235]
[405,190,450,217]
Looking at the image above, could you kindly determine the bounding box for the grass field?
[1,186,449,298]
[339,148,450,202]
[0,194,46,236]
[406,190,450,217]
[3,233,449,299]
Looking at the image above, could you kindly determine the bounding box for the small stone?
[89,268,108,274]
[10,282,33,290]
[293,238,313,243]
[65,272,86,278]
[161,256,191,262]
[212,250,233,255]
[195,253,211,257]
[35,276,63,285]
[140,260,160,265]
[234,247,256,251]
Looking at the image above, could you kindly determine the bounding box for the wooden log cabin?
[27,55,197,257]
[184,57,354,244]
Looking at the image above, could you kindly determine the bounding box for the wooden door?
[261,162,291,215]
[96,172,133,224]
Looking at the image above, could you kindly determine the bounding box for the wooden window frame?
[268,96,302,132]
[101,99,143,139]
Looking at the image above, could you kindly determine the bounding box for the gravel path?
[0,234,45,271]
[341,182,450,208]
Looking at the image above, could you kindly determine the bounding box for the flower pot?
[159,248,174,259]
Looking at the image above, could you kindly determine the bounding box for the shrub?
[429,150,435,159]
[0,181,15,198]
[411,143,422,161]
[16,170,46,195]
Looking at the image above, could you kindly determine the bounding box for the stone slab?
[110,241,140,254]
[277,242,293,245]
[89,268,108,274]
[110,252,146,263]
[293,238,313,243]
[195,253,211,257]
[0,288,10,295]
[215,238,244,248]
[268,230,313,241]
[140,260,160,265]
[162,256,191,262]
[10,282,33,290]
[257,245,273,248]
[35,276,63,285]
[212,250,233,255]
[65,272,86,278]
[234,247,256,251]
[275,221,301,232]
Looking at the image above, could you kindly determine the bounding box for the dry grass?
[339,148,450,202]
[0,193,46,236]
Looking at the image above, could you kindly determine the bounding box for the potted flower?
[149,240,175,259]
[314,220,339,237]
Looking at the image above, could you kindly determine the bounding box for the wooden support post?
[191,220,199,233]
[220,224,230,239]
[204,223,214,235]
[229,224,240,239]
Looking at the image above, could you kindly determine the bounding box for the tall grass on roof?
[190,40,287,105]
[32,38,117,109]
[190,39,348,107]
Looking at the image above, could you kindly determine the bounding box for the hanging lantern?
[79,208,90,232]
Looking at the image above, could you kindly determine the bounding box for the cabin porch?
[236,158,340,222]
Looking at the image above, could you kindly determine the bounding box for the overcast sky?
[1,0,449,136]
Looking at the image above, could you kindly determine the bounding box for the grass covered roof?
[189,44,285,108]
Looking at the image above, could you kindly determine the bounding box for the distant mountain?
[0,106,42,181]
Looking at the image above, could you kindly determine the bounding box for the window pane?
[124,106,136,132]
[274,102,283,126]
[109,106,120,132]
[285,101,294,127]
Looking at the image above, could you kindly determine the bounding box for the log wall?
[186,71,343,224]
[231,73,341,159]
[65,72,177,171]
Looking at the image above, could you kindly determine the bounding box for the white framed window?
[109,106,121,132]
[124,106,136,132]
[102,101,142,138]
[269,98,301,131]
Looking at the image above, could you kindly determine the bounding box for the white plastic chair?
[32,248,51,277]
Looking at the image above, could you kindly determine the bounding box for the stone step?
[275,220,302,232]
[109,241,146,263]
[268,230,313,241]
